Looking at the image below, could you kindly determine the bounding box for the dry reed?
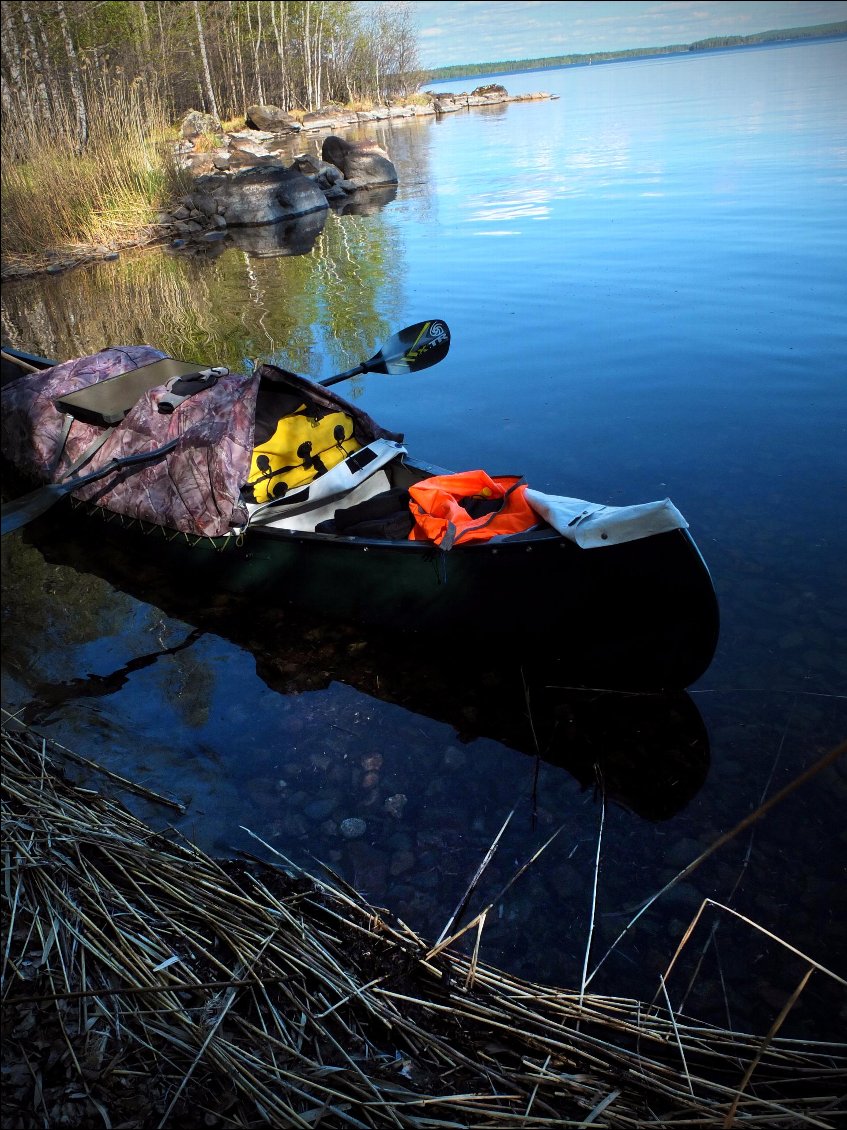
[2,716,845,1128]
[0,75,190,260]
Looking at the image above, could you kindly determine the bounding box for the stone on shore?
[181,109,222,139]
[321,136,398,188]
[245,104,302,133]
[193,165,328,226]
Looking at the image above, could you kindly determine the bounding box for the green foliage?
[0,0,419,259]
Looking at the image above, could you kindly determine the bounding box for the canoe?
[0,334,719,691]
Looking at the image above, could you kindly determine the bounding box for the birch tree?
[1,3,29,122]
[247,0,266,105]
[55,0,88,149]
[20,4,52,121]
[193,0,220,121]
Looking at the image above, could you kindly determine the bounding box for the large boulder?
[181,108,221,139]
[193,165,328,226]
[300,105,358,131]
[245,104,301,133]
[320,136,398,188]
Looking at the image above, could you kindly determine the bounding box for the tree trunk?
[192,0,220,122]
[269,0,287,106]
[1,69,12,117]
[20,5,52,122]
[35,6,64,114]
[303,0,314,109]
[1,3,23,87]
[247,1,265,105]
[229,0,247,113]
[135,0,152,55]
[277,0,289,108]
[55,0,88,151]
[315,2,324,109]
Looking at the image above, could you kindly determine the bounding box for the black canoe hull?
[1,347,719,690]
[57,496,719,691]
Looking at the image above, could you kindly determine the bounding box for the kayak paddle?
[1,319,450,535]
[320,320,450,387]
[1,439,179,536]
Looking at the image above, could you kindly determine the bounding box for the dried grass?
[2,717,845,1128]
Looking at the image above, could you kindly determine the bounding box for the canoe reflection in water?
[18,516,710,823]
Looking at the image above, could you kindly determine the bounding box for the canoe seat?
[53,357,209,426]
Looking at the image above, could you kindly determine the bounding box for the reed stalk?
[2,717,844,1129]
[0,76,190,260]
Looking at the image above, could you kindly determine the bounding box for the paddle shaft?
[1,439,179,536]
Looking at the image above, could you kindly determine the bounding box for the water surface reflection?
[9,512,709,824]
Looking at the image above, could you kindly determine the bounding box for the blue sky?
[393,1,847,69]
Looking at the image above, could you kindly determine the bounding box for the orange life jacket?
[408,470,537,549]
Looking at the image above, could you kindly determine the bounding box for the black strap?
[48,413,74,478]
[58,425,118,481]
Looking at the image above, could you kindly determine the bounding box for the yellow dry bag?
[243,400,361,504]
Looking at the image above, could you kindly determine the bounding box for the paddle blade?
[366,320,450,375]
[1,483,68,536]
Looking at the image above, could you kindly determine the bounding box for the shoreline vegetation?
[1,4,844,279]
[3,714,845,1127]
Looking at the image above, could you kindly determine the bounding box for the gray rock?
[384,793,407,818]
[194,165,329,226]
[245,104,301,132]
[390,849,415,877]
[305,797,337,821]
[340,817,367,840]
[321,135,398,187]
[193,193,219,218]
[224,211,326,258]
[348,841,388,891]
[301,107,357,130]
[181,108,221,139]
[323,184,349,201]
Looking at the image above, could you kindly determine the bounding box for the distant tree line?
[0,0,421,153]
[422,20,847,84]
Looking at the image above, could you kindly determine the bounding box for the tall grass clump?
[1,76,191,260]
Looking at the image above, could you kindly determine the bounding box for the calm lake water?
[2,39,846,1041]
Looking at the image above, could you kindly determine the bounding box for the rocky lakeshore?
[1,85,554,282]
